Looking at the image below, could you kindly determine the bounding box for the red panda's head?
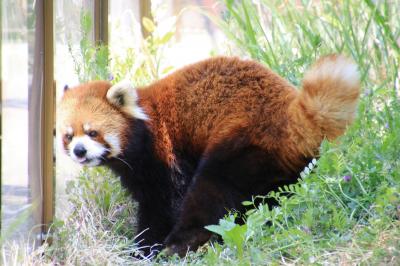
[58,80,147,166]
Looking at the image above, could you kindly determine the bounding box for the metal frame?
[139,0,152,38]
[42,0,54,236]
[94,0,108,45]
[41,0,111,240]
[29,0,55,240]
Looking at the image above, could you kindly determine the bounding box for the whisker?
[114,157,134,171]
[99,147,134,171]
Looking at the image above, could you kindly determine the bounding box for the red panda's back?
[139,57,298,156]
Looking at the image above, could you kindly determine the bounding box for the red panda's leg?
[135,201,174,257]
[164,144,287,256]
[163,177,242,257]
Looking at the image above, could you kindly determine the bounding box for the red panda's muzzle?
[68,135,110,167]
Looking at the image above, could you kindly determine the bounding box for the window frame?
[94,0,108,45]
[41,0,55,238]
[41,0,111,242]
[0,0,110,244]
[140,0,152,38]
[0,0,156,244]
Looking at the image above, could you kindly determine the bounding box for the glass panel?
[55,0,94,95]
[54,0,94,219]
[109,0,226,84]
[109,1,150,83]
[1,0,39,240]
[109,0,141,63]
[152,0,226,68]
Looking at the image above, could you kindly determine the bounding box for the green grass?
[2,0,399,265]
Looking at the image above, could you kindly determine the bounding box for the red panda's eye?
[88,130,98,138]
[65,134,73,141]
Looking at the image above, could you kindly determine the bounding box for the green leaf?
[159,31,174,44]
[142,17,155,33]
[161,66,174,75]
[242,200,253,206]
[205,224,227,236]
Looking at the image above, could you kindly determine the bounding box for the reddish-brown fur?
[59,55,360,257]
[137,56,358,173]
[139,57,301,171]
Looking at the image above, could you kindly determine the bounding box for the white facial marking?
[104,133,121,157]
[66,126,73,135]
[68,135,106,166]
[83,123,91,132]
[85,158,102,167]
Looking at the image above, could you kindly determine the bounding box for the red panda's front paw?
[163,244,188,258]
[163,228,212,257]
[163,234,191,257]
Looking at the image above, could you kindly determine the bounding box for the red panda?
[58,55,360,257]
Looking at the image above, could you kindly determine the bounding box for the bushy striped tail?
[288,54,361,156]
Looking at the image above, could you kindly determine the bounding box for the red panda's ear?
[106,80,148,120]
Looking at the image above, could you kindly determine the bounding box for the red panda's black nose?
[73,144,87,158]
